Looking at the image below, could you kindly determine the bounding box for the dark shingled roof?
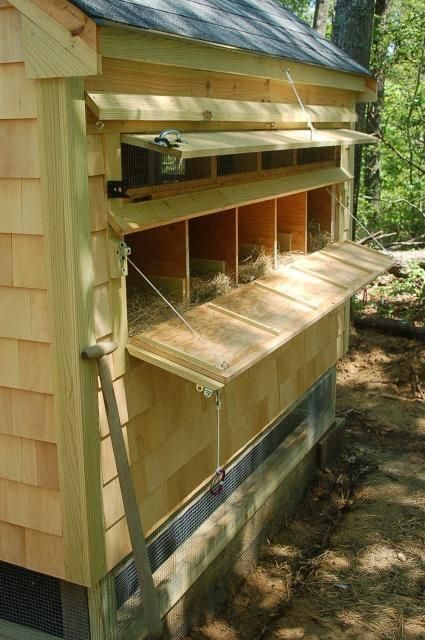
[71,0,370,77]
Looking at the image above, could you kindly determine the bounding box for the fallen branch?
[353,315,425,342]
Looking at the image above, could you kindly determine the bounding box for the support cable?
[127,256,229,370]
[210,390,225,496]
[283,68,316,140]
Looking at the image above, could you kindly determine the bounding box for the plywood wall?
[0,4,64,578]
[308,186,333,234]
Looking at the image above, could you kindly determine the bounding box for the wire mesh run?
[0,562,90,639]
[114,366,336,638]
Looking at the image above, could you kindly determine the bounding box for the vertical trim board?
[36,77,105,586]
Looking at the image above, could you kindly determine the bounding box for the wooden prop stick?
[81,341,163,639]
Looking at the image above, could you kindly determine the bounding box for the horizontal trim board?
[128,241,393,385]
[86,92,357,123]
[122,128,375,160]
[99,28,369,94]
[110,167,350,234]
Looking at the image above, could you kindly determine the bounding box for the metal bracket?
[107,180,129,199]
[196,384,214,399]
[117,241,131,276]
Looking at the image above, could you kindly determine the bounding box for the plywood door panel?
[189,209,237,277]
[238,199,277,259]
[277,192,307,252]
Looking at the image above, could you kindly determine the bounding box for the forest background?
[283,0,424,242]
[282,0,424,327]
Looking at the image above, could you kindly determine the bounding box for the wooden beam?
[87,93,357,124]
[254,282,319,310]
[109,167,351,235]
[9,0,99,78]
[100,27,369,93]
[36,77,105,586]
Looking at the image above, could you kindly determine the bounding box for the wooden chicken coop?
[0,1,393,638]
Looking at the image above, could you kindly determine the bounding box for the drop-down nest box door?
[127,241,393,389]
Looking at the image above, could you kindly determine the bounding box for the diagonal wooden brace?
[82,341,163,639]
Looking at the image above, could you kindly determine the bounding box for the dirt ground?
[186,329,425,640]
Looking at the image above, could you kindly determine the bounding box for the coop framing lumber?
[87,93,357,124]
[109,167,351,235]
[36,76,105,586]
[8,0,100,78]
[100,27,374,96]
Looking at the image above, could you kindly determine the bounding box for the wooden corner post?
[36,77,106,586]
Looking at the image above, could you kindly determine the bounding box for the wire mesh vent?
[121,144,338,194]
[0,561,90,639]
[114,367,335,636]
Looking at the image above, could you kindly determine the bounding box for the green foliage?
[278,1,314,23]
[354,263,425,323]
[358,0,425,239]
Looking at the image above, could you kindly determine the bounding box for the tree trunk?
[364,0,391,226]
[313,0,330,35]
[332,0,376,238]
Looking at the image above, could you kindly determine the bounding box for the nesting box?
[0,1,392,638]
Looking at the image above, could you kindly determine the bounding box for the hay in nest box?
[127,250,304,335]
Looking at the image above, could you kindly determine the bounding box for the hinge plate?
[117,241,131,276]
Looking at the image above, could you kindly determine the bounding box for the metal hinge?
[107,180,129,199]
[117,241,131,276]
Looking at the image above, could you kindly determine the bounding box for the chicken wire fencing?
[0,367,335,640]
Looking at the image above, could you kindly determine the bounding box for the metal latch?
[153,129,186,149]
[117,241,131,276]
[107,180,129,199]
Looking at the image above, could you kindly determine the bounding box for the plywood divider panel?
[308,186,333,234]
[127,221,190,300]
[277,192,307,252]
[238,199,277,263]
[189,209,237,279]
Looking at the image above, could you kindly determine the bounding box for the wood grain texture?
[0,63,37,119]
[189,210,237,278]
[308,186,333,234]
[12,234,47,289]
[85,58,357,107]
[36,77,105,586]
[110,167,350,234]
[0,119,40,178]
[128,242,393,385]
[238,200,277,260]
[0,6,23,63]
[88,92,356,124]
[99,28,368,93]
[277,192,307,252]
[0,234,12,285]
[128,221,189,281]
[122,128,374,160]
[16,0,98,78]
[0,179,43,235]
